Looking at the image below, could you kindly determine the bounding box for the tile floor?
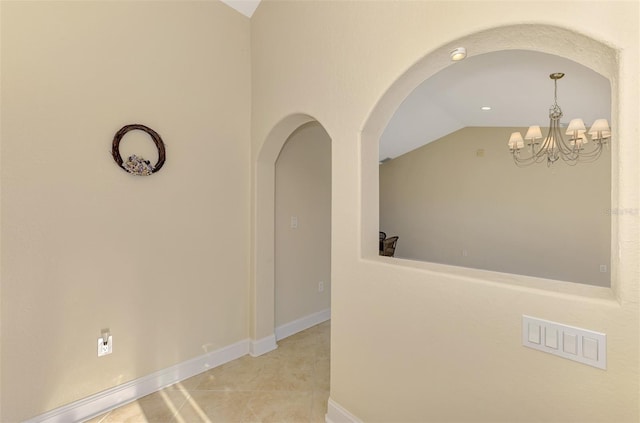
[85,321,330,423]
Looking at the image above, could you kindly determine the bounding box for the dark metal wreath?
[112,124,166,176]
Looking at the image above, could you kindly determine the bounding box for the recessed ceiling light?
[481,106,492,111]
[450,47,467,61]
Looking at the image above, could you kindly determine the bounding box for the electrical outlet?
[97,335,113,357]
[318,281,324,293]
[599,264,607,273]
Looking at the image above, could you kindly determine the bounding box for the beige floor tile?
[280,329,318,346]
[193,357,269,391]
[311,390,330,423]
[314,359,330,391]
[173,391,252,422]
[265,351,316,370]
[96,322,331,423]
[316,348,330,361]
[103,390,190,423]
[255,365,315,392]
[276,339,321,359]
[242,391,313,423]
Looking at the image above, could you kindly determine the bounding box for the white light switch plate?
[522,315,606,369]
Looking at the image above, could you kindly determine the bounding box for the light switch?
[583,337,599,361]
[563,333,578,355]
[528,323,541,344]
[522,315,606,370]
[544,327,558,349]
[290,216,298,229]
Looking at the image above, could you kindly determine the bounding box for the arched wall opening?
[361,24,620,295]
[252,114,332,352]
[275,121,332,338]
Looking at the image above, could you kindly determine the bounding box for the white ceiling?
[220,0,261,17]
[379,50,611,161]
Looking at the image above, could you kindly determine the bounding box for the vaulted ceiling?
[379,49,611,161]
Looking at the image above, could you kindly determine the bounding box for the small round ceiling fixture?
[481,106,492,111]
[450,47,467,61]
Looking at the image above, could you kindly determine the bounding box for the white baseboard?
[275,308,331,341]
[325,398,362,423]
[249,333,278,357]
[25,339,250,423]
[25,314,328,423]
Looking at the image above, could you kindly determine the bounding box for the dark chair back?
[380,236,398,257]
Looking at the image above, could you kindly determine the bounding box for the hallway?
[86,322,330,422]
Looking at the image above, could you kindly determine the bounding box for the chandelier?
[508,72,611,166]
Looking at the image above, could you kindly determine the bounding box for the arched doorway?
[275,121,331,339]
[251,114,332,354]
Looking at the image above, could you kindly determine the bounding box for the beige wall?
[1,0,638,421]
[0,1,250,421]
[275,122,331,327]
[380,126,611,287]
[251,1,638,422]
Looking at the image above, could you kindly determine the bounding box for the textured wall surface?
[251,1,638,421]
[1,2,250,421]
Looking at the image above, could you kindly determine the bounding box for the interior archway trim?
[252,113,326,343]
[360,24,619,289]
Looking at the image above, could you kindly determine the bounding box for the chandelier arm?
[506,72,609,166]
[513,151,544,167]
[511,149,541,166]
[575,142,604,162]
[513,155,537,167]
[555,127,578,156]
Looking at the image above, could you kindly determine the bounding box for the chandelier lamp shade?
[508,72,611,166]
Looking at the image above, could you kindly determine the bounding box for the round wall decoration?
[112,124,166,176]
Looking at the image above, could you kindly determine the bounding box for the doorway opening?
[252,114,332,354]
